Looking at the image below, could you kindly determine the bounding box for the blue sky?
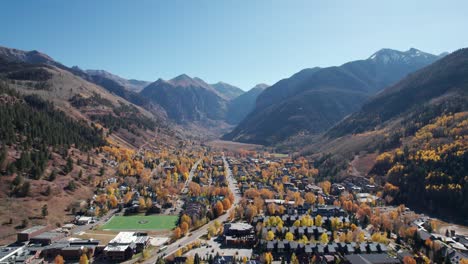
[1,0,468,89]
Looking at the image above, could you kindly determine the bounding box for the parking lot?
[183,237,253,260]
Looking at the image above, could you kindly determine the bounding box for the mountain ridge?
[211,81,244,100]
[225,83,269,125]
[223,48,445,145]
[140,74,229,124]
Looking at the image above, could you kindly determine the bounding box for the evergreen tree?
[0,144,7,168]
[67,180,76,191]
[194,253,201,264]
[65,157,73,174]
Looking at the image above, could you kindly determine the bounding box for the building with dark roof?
[224,223,255,246]
[345,253,400,264]
[17,226,48,242]
[213,255,235,264]
[29,231,65,245]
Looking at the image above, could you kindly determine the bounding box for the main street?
[143,155,241,263]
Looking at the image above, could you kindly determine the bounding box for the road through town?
[142,155,240,263]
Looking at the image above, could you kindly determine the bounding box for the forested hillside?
[310,48,468,222]
[377,110,468,220]
[0,81,105,192]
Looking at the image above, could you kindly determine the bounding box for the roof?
[32,232,62,240]
[104,244,130,252]
[278,241,285,249]
[267,241,274,249]
[18,226,47,235]
[214,255,234,264]
[226,223,253,232]
[109,232,139,244]
[61,246,83,251]
[345,254,400,264]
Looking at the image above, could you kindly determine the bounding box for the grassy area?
[101,215,178,231]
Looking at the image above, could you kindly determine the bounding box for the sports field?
[101,215,178,231]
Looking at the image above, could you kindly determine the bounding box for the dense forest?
[0,82,105,191]
[375,103,468,221]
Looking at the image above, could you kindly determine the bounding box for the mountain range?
[225,83,268,125]
[223,48,446,145]
[0,45,271,139]
[140,74,267,130]
[328,48,468,138]
[0,45,176,147]
[0,45,455,145]
[141,74,229,123]
[85,69,150,92]
[305,48,468,221]
[211,82,244,100]
[1,44,466,222]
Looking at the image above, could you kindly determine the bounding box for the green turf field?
[101,215,178,230]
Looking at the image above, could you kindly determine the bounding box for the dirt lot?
[434,219,468,236]
[0,148,117,245]
[205,140,264,152]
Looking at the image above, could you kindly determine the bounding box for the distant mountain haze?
[1,45,451,140]
[211,82,244,100]
[225,83,269,125]
[223,48,446,145]
[328,48,468,138]
[86,69,150,92]
[140,74,229,123]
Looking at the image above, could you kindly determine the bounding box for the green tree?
[0,144,7,168]
[65,157,73,174]
[67,180,76,191]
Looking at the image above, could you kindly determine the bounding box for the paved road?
[181,159,202,194]
[164,158,202,215]
[142,155,241,263]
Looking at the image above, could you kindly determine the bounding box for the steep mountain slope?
[225,84,268,125]
[0,46,184,243]
[141,74,229,123]
[0,46,175,147]
[78,68,161,115]
[0,46,164,120]
[306,48,468,222]
[86,69,150,92]
[211,82,244,100]
[224,48,444,145]
[0,46,58,66]
[328,49,468,137]
[0,79,110,244]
